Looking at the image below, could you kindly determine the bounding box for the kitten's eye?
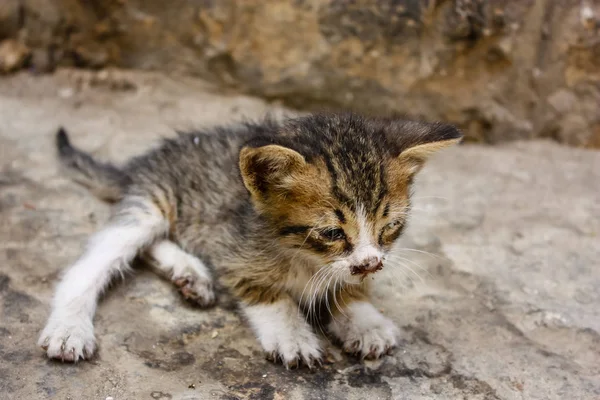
[384,220,402,231]
[379,220,405,247]
[319,227,346,241]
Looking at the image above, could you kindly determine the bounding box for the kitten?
[38,113,462,368]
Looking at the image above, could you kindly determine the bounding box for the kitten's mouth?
[350,260,384,277]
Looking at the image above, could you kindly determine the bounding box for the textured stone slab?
[0,69,598,400]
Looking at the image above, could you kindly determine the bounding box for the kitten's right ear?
[239,145,306,199]
[391,121,463,177]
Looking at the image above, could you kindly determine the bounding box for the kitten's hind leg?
[38,196,169,361]
[142,240,216,307]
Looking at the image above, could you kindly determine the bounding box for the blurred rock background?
[1,0,599,147]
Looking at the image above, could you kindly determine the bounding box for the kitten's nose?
[350,256,384,275]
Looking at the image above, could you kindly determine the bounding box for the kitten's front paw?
[262,326,323,369]
[38,314,96,362]
[244,300,323,369]
[329,302,399,360]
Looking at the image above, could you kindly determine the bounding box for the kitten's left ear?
[239,144,306,200]
[394,121,463,176]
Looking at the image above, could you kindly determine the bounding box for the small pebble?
[262,374,267,378]
[211,330,218,338]
[581,5,595,22]
[97,70,109,81]
[58,87,74,98]
[106,397,114,400]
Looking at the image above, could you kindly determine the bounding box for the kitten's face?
[250,157,413,284]
[239,114,462,283]
[271,184,412,284]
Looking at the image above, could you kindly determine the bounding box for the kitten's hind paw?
[173,274,216,307]
[144,240,217,307]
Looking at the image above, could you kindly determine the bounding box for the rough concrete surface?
[0,69,599,400]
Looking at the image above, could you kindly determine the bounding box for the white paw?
[262,322,323,369]
[244,300,323,369]
[38,314,96,362]
[173,271,216,307]
[146,241,216,307]
[329,301,399,360]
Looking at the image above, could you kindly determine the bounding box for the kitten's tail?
[56,128,131,202]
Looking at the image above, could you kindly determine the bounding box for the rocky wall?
[1,0,599,147]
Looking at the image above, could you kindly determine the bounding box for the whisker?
[338,282,350,310]
[388,271,414,290]
[408,207,440,213]
[384,256,426,283]
[331,273,348,319]
[393,247,444,260]
[384,262,419,289]
[312,270,332,323]
[385,207,436,215]
[323,270,335,322]
[317,268,338,325]
[385,254,432,279]
[308,267,332,322]
[410,196,449,201]
[298,266,328,322]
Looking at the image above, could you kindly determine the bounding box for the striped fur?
[39,112,462,367]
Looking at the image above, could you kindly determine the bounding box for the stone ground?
[0,69,599,400]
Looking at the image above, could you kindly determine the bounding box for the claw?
[288,358,299,370]
[173,277,189,287]
[173,276,215,307]
[305,355,322,370]
[346,340,361,354]
[313,355,324,368]
[323,355,335,365]
[265,351,277,363]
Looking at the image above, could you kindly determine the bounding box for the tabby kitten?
[38,113,462,368]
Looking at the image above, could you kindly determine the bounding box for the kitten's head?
[239,113,462,283]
